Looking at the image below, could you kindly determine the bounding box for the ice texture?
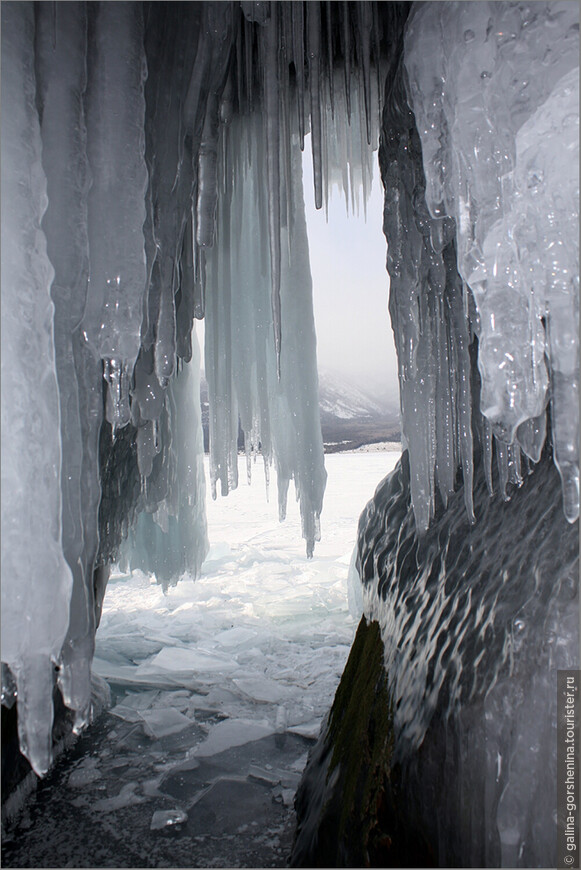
[1,0,576,797]
[404,1,579,522]
[380,47,475,532]
[356,441,578,867]
[0,3,73,776]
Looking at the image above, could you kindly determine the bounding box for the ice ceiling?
[1,1,579,778]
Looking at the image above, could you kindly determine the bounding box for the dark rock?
[291,617,434,867]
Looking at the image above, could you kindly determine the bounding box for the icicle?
[244,14,254,114]
[154,277,177,388]
[34,1,100,726]
[1,2,73,776]
[482,417,494,496]
[355,1,373,146]
[194,242,206,320]
[103,358,131,428]
[550,369,579,523]
[205,177,239,500]
[280,2,293,70]
[450,275,475,524]
[196,107,220,247]
[176,214,195,362]
[132,347,165,422]
[325,1,335,119]
[83,2,148,412]
[307,1,323,211]
[137,420,157,480]
[263,3,282,373]
[516,412,546,465]
[507,443,523,488]
[292,2,305,150]
[235,13,245,115]
[194,3,234,247]
[495,440,511,502]
[371,1,383,124]
[341,1,352,122]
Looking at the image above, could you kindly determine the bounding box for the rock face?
[291,617,434,867]
[292,433,578,867]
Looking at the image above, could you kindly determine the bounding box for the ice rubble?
[1,0,578,792]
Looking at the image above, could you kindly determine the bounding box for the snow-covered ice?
[2,447,400,868]
[94,449,400,741]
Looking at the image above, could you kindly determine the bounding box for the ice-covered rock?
[404,1,579,522]
[294,435,578,867]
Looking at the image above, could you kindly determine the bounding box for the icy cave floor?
[2,448,400,869]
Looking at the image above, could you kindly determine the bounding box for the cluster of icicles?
[399,1,579,530]
[1,0,578,781]
[0,0,386,776]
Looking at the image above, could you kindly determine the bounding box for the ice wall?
[350,3,579,864]
[404,1,579,525]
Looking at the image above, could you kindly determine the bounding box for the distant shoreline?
[204,440,402,458]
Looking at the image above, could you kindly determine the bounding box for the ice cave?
[1,1,579,867]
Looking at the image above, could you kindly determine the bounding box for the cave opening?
[76,128,401,867]
[2,1,578,867]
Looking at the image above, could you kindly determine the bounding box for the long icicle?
[263,3,282,375]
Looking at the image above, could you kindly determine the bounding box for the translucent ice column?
[124,331,209,587]
[35,1,104,734]
[1,2,73,776]
[82,1,149,430]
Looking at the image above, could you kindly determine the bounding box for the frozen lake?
[3,447,400,869]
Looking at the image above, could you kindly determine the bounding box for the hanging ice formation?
[402,1,579,528]
[204,112,327,556]
[0,0,578,788]
[0,0,387,776]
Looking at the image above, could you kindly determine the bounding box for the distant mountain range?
[200,368,400,454]
[317,369,400,452]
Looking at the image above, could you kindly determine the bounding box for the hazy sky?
[199,138,400,405]
[302,139,399,403]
